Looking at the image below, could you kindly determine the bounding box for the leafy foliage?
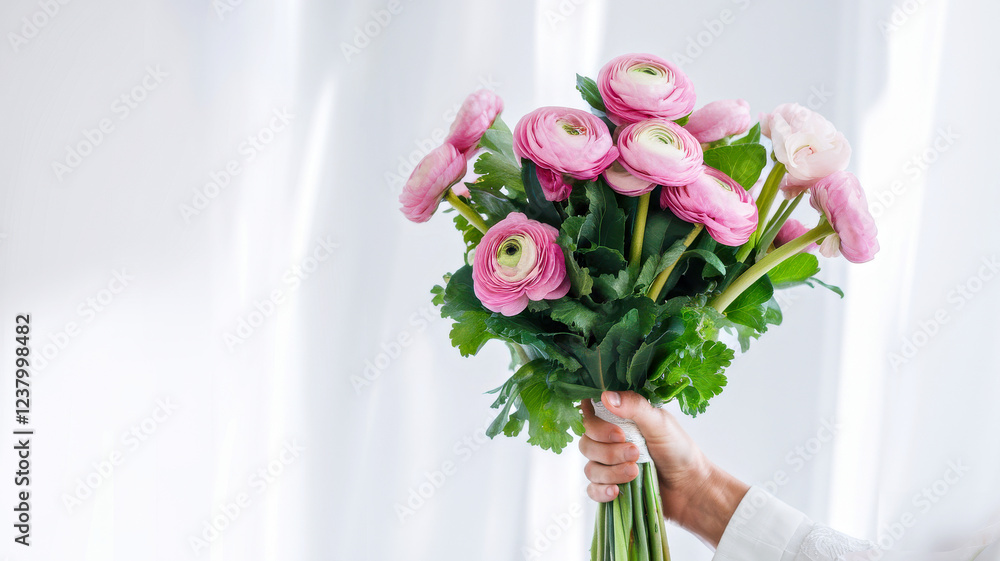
[426,85,846,453]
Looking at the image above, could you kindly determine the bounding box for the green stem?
[735,162,786,262]
[644,463,666,561]
[444,190,488,233]
[646,224,704,302]
[755,192,804,262]
[711,221,834,313]
[629,193,651,268]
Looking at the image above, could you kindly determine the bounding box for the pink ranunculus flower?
[774,219,817,253]
[598,54,696,126]
[513,107,618,201]
[761,103,851,183]
[660,166,758,246]
[472,212,571,316]
[778,174,812,200]
[604,118,703,195]
[398,143,467,223]
[809,171,879,263]
[446,89,504,156]
[684,99,752,143]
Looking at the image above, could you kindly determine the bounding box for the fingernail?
[626,446,640,461]
[606,486,616,498]
[606,391,621,407]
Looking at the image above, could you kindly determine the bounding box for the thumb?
[600,391,664,438]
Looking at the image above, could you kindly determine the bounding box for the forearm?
[666,460,750,548]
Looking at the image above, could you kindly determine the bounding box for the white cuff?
[713,485,815,561]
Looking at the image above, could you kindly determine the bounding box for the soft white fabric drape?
[1,0,997,560]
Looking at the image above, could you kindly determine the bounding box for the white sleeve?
[713,485,878,561]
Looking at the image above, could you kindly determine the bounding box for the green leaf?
[468,187,519,223]
[516,361,586,453]
[730,122,761,145]
[679,249,727,278]
[478,116,518,164]
[580,246,628,276]
[449,310,494,356]
[592,266,635,301]
[634,239,688,294]
[520,159,563,227]
[724,275,774,332]
[579,181,627,255]
[453,214,483,257]
[472,151,524,195]
[805,276,845,297]
[575,74,606,113]
[672,340,732,416]
[549,298,602,339]
[702,143,768,190]
[767,253,820,288]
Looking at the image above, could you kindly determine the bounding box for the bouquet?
[399,52,878,560]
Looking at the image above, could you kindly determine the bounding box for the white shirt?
[713,486,997,561]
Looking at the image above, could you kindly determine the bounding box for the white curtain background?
[0,0,997,560]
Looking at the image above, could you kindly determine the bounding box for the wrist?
[666,458,749,548]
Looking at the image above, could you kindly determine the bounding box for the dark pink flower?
[472,213,570,316]
[598,53,696,125]
[398,143,466,223]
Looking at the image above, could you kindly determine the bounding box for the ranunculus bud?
[399,143,467,223]
[597,53,696,126]
[684,99,752,143]
[446,89,504,156]
[660,166,758,246]
[472,212,571,316]
[809,171,879,263]
[604,118,704,196]
[513,107,618,201]
[774,219,817,253]
[761,103,851,183]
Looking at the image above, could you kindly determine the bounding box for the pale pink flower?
[398,143,466,223]
[684,99,752,143]
[761,103,851,183]
[446,89,504,156]
[660,166,758,246]
[472,213,571,316]
[809,171,879,263]
[598,53,696,125]
[604,118,703,196]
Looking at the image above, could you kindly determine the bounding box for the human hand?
[579,391,749,547]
